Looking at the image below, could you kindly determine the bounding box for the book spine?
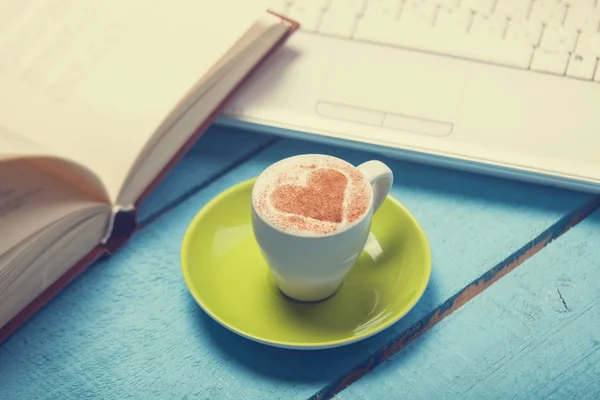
[103,207,138,254]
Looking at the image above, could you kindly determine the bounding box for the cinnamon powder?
[270,168,347,223]
[255,157,373,235]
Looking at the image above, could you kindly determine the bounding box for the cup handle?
[357,160,394,213]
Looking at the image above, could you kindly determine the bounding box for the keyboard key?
[320,0,333,9]
[566,53,597,80]
[287,1,324,32]
[494,0,532,20]
[594,64,600,82]
[531,49,569,75]
[354,0,400,39]
[539,27,577,52]
[562,0,596,7]
[431,0,460,6]
[403,0,437,4]
[355,16,397,42]
[312,0,600,82]
[563,0,598,13]
[529,0,567,27]
[470,14,507,39]
[460,0,495,14]
[576,33,600,58]
[435,7,472,34]
[399,1,438,28]
[505,19,542,46]
[363,0,402,19]
[354,0,402,39]
[320,11,359,37]
[269,0,291,14]
[564,5,600,33]
[328,0,367,15]
[383,26,533,68]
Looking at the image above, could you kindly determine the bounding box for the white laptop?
[218,0,600,193]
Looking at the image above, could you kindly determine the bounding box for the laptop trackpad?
[318,45,468,137]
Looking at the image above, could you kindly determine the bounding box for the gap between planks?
[310,194,600,400]
[131,135,600,398]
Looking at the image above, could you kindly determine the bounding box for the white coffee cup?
[251,155,393,302]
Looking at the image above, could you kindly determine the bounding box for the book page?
[118,16,290,205]
[0,159,109,257]
[0,124,110,202]
[0,0,272,202]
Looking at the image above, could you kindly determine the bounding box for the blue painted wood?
[336,209,600,400]
[0,133,593,399]
[312,195,600,400]
[137,124,275,224]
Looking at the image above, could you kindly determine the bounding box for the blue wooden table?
[1,125,599,399]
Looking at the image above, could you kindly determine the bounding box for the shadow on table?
[192,274,437,385]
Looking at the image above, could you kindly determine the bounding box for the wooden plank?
[336,209,600,400]
[0,134,594,399]
[137,125,276,224]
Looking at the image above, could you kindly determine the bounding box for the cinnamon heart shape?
[270,168,348,223]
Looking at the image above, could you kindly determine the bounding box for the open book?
[0,0,298,341]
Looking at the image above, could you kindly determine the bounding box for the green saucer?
[181,179,431,350]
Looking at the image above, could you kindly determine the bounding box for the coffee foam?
[252,155,373,236]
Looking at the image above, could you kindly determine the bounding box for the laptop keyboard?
[270,0,600,82]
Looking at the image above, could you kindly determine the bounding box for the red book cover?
[0,11,299,343]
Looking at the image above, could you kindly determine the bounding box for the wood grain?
[336,209,600,400]
[0,130,594,399]
[312,196,600,400]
